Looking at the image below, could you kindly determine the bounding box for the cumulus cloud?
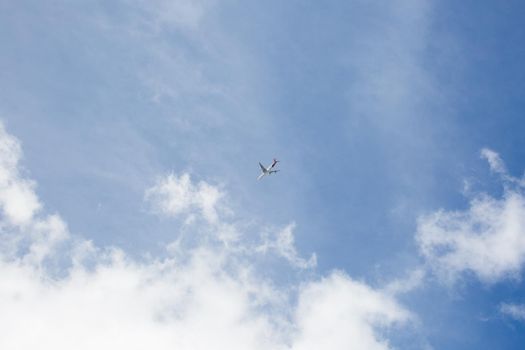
[0,123,41,226]
[417,149,525,283]
[500,303,525,322]
[292,272,411,350]
[0,123,69,266]
[145,173,224,224]
[0,245,285,350]
[0,122,413,350]
[0,252,410,350]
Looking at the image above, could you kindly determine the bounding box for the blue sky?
[1,1,525,349]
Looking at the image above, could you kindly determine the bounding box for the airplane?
[258,158,280,180]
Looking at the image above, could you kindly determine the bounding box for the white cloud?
[383,268,426,295]
[145,173,224,224]
[0,247,283,350]
[417,149,525,283]
[292,271,411,350]
[0,123,69,265]
[0,123,41,226]
[481,148,525,187]
[145,173,315,268]
[500,303,525,322]
[0,122,414,350]
[481,148,507,175]
[256,223,317,269]
[0,248,411,350]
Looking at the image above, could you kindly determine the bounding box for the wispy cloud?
[145,172,316,269]
[383,268,426,295]
[256,223,317,269]
[481,148,507,175]
[481,147,525,187]
[500,303,525,322]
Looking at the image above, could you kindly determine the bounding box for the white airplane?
[258,158,280,180]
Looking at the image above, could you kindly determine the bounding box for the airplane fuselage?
[258,159,280,180]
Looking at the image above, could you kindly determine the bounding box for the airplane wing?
[259,162,267,172]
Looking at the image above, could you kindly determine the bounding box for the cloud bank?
[0,122,411,349]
